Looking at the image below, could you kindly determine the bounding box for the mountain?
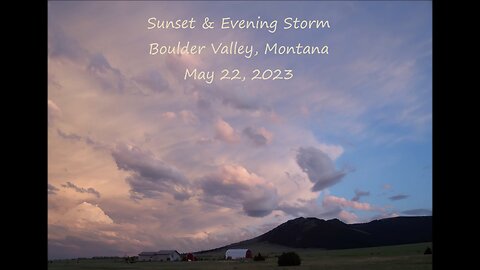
[197,216,431,253]
[259,216,432,249]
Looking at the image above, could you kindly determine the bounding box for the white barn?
[138,250,182,262]
[225,249,253,260]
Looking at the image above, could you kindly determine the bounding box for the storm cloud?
[111,143,192,201]
[296,147,347,191]
[199,165,279,217]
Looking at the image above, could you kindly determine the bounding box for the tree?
[253,252,266,261]
[278,252,301,266]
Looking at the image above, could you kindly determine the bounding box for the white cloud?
[60,202,113,228]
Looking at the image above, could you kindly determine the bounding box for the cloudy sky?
[48,1,432,259]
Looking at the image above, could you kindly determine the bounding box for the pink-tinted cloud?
[47,0,431,260]
[338,210,359,223]
[179,110,197,124]
[48,99,62,125]
[323,195,373,211]
[161,111,176,120]
[199,165,279,217]
[214,118,240,143]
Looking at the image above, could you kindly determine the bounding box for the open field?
[48,242,432,270]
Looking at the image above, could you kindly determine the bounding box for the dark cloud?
[48,184,59,195]
[49,26,137,95]
[352,189,370,201]
[401,209,431,216]
[87,53,128,92]
[134,70,170,93]
[48,25,88,61]
[57,129,82,141]
[243,127,269,146]
[62,181,101,198]
[88,53,117,74]
[200,175,248,203]
[111,143,192,201]
[389,194,409,201]
[296,147,347,191]
[220,92,260,111]
[57,129,105,149]
[311,171,346,191]
[242,188,279,217]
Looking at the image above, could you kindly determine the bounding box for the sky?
[48,1,432,260]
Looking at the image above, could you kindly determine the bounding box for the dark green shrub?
[253,252,265,261]
[424,247,432,254]
[277,252,301,266]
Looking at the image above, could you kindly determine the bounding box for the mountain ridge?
[195,215,432,253]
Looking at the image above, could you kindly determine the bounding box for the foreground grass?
[49,242,432,270]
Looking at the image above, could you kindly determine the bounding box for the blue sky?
[48,1,431,259]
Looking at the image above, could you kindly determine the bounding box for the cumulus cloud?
[62,181,101,198]
[352,189,370,201]
[243,188,279,217]
[199,165,278,217]
[111,143,192,201]
[62,202,113,226]
[296,147,347,191]
[278,199,326,217]
[243,127,273,146]
[401,209,431,215]
[279,193,380,223]
[48,184,59,195]
[389,194,409,201]
[323,195,373,211]
[214,119,240,143]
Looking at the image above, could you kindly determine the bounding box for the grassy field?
[48,242,432,270]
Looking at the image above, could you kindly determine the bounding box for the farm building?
[185,253,196,261]
[225,249,253,260]
[138,250,182,262]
